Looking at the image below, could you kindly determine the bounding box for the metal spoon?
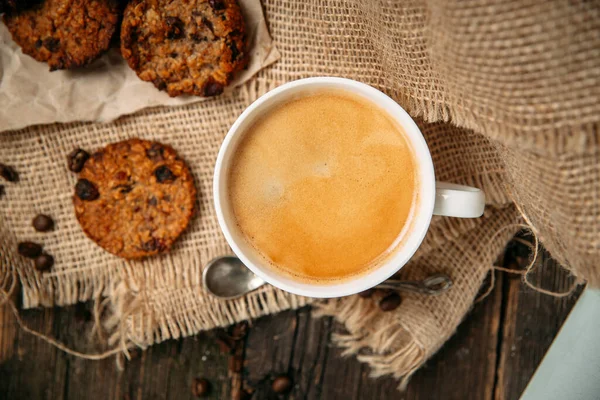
[202,256,453,299]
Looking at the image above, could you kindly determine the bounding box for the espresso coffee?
[229,90,418,282]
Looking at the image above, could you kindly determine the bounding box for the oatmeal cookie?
[3,0,120,71]
[73,139,197,259]
[121,0,248,97]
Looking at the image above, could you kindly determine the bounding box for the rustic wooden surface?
[0,237,584,400]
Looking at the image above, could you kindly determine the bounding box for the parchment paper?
[0,0,279,132]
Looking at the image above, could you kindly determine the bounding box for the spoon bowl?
[202,256,266,299]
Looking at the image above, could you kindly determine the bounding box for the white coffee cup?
[213,77,485,298]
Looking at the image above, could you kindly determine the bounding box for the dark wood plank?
[316,273,504,400]
[495,246,583,400]
[0,306,68,400]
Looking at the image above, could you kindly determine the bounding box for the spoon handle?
[375,273,452,295]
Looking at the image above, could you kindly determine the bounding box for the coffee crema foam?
[229,90,418,283]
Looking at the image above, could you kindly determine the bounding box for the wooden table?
[0,239,582,400]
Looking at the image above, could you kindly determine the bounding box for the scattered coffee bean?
[67,148,90,172]
[230,321,249,340]
[32,214,54,232]
[228,355,243,373]
[0,185,4,198]
[75,179,99,201]
[192,377,211,397]
[379,292,402,312]
[17,241,43,259]
[0,163,19,182]
[272,375,292,394]
[358,289,374,298]
[34,253,54,271]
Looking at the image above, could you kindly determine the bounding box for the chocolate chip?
[43,37,60,52]
[148,196,158,206]
[379,292,402,312]
[142,238,166,252]
[165,16,184,39]
[358,289,374,298]
[154,166,176,183]
[18,241,43,259]
[0,164,19,182]
[34,39,43,49]
[146,143,165,162]
[0,185,4,198]
[169,52,178,58]
[203,79,224,97]
[32,214,54,232]
[192,377,211,397]
[228,41,240,61]
[153,78,167,91]
[208,0,225,10]
[272,375,292,394]
[34,253,54,271]
[67,148,90,173]
[75,179,99,201]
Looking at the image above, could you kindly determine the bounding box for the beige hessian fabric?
[1,0,598,389]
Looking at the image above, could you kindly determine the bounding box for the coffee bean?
[203,79,224,97]
[34,253,54,271]
[18,241,42,259]
[32,214,54,232]
[75,179,99,201]
[358,289,374,298]
[145,143,164,162]
[208,0,225,10]
[0,164,19,182]
[379,292,402,312]
[272,375,292,394]
[154,166,176,183]
[191,377,211,397]
[67,148,90,173]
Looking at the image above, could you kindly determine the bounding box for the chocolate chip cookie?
[3,0,120,71]
[121,0,248,97]
[73,139,197,259]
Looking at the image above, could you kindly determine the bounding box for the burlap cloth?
[1,0,598,390]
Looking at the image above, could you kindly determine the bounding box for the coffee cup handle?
[433,182,485,218]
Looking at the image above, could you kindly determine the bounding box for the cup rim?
[213,77,435,298]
